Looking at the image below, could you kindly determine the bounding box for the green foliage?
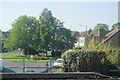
[62,49,107,73]
[61,38,120,75]
[4,8,76,54]
[111,22,120,30]
[38,8,76,50]
[2,53,50,62]
[107,49,120,69]
[4,15,38,54]
[97,43,112,55]
[85,38,97,51]
[93,23,109,31]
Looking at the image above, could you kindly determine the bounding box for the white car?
[53,58,63,68]
[0,59,3,72]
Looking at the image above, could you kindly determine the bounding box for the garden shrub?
[107,49,120,71]
[61,38,120,76]
[61,49,109,74]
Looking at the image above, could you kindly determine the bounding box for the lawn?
[2,53,24,59]
[2,53,50,62]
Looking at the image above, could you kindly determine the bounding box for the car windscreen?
[56,60,62,63]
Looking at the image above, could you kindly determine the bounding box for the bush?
[107,49,120,70]
[61,38,120,76]
[61,49,109,73]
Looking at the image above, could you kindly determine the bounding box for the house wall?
[75,36,105,48]
[74,37,85,47]
[79,37,85,47]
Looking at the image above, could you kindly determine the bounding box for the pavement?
[2,61,51,73]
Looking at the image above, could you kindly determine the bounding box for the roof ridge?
[97,29,120,48]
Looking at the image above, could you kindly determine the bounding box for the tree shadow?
[2,67,15,73]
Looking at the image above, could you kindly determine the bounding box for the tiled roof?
[97,29,120,48]
[105,30,119,37]
[102,30,120,43]
[0,30,10,39]
[2,31,10,38]
[80,31,99,37]
[71,31,80,38]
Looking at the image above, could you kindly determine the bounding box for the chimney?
[88,29,92,34]
[98,28,105,37]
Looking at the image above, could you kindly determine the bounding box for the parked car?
[0,59,3,72]
[53,58,63,68]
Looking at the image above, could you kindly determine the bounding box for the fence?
[1,57,120,80]
[2,57,53,73]
[1,72,115,80]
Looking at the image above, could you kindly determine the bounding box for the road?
[2,61,52,73]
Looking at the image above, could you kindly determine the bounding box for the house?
[2,31,10,39]
[0,30,10,41]
[0,30,10,53]
[71,31,80,38]
[75,29,109,48]
[98,29,120,49]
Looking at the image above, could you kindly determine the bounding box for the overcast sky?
[0,1,119,32]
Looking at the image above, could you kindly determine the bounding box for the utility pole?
[86,25,87,36]
[80,25,87,36]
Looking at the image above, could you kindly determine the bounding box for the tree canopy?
[38,8,76,51]
[4,8,76,54]
[4,15,38,54]
[111,22,120,30]
[93,23,109,31]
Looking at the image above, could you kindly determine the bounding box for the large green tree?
[4,8,76,54]
[5,15,38,54]
[38,8,76,51]
[38,8,54,50]
[93,23,109,31]
[111,22,120,30]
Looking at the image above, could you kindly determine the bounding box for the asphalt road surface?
[2,61,52,73]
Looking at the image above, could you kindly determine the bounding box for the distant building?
[75,29,109,48]
[71,31,80,38]
[98,29,120,49]
[75,29,120,49]
[0,30,10,53]
[2,31,10,39]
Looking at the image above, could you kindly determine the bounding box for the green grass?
[2,53,50,62]
[4,58,50,62]
[2,53,24,59]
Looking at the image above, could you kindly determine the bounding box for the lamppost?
[80,25,88,48]
[80,25,88,36]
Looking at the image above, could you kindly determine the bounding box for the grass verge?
[2,53,50,63]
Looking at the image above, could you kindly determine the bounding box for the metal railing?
[1,57,119,80]
[2,57,53,73]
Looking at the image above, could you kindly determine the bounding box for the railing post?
[49,57,52,72]
[67,57,70,72]
[23,56,25,73]
[46,61,49,72]
[76,57,80,72]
